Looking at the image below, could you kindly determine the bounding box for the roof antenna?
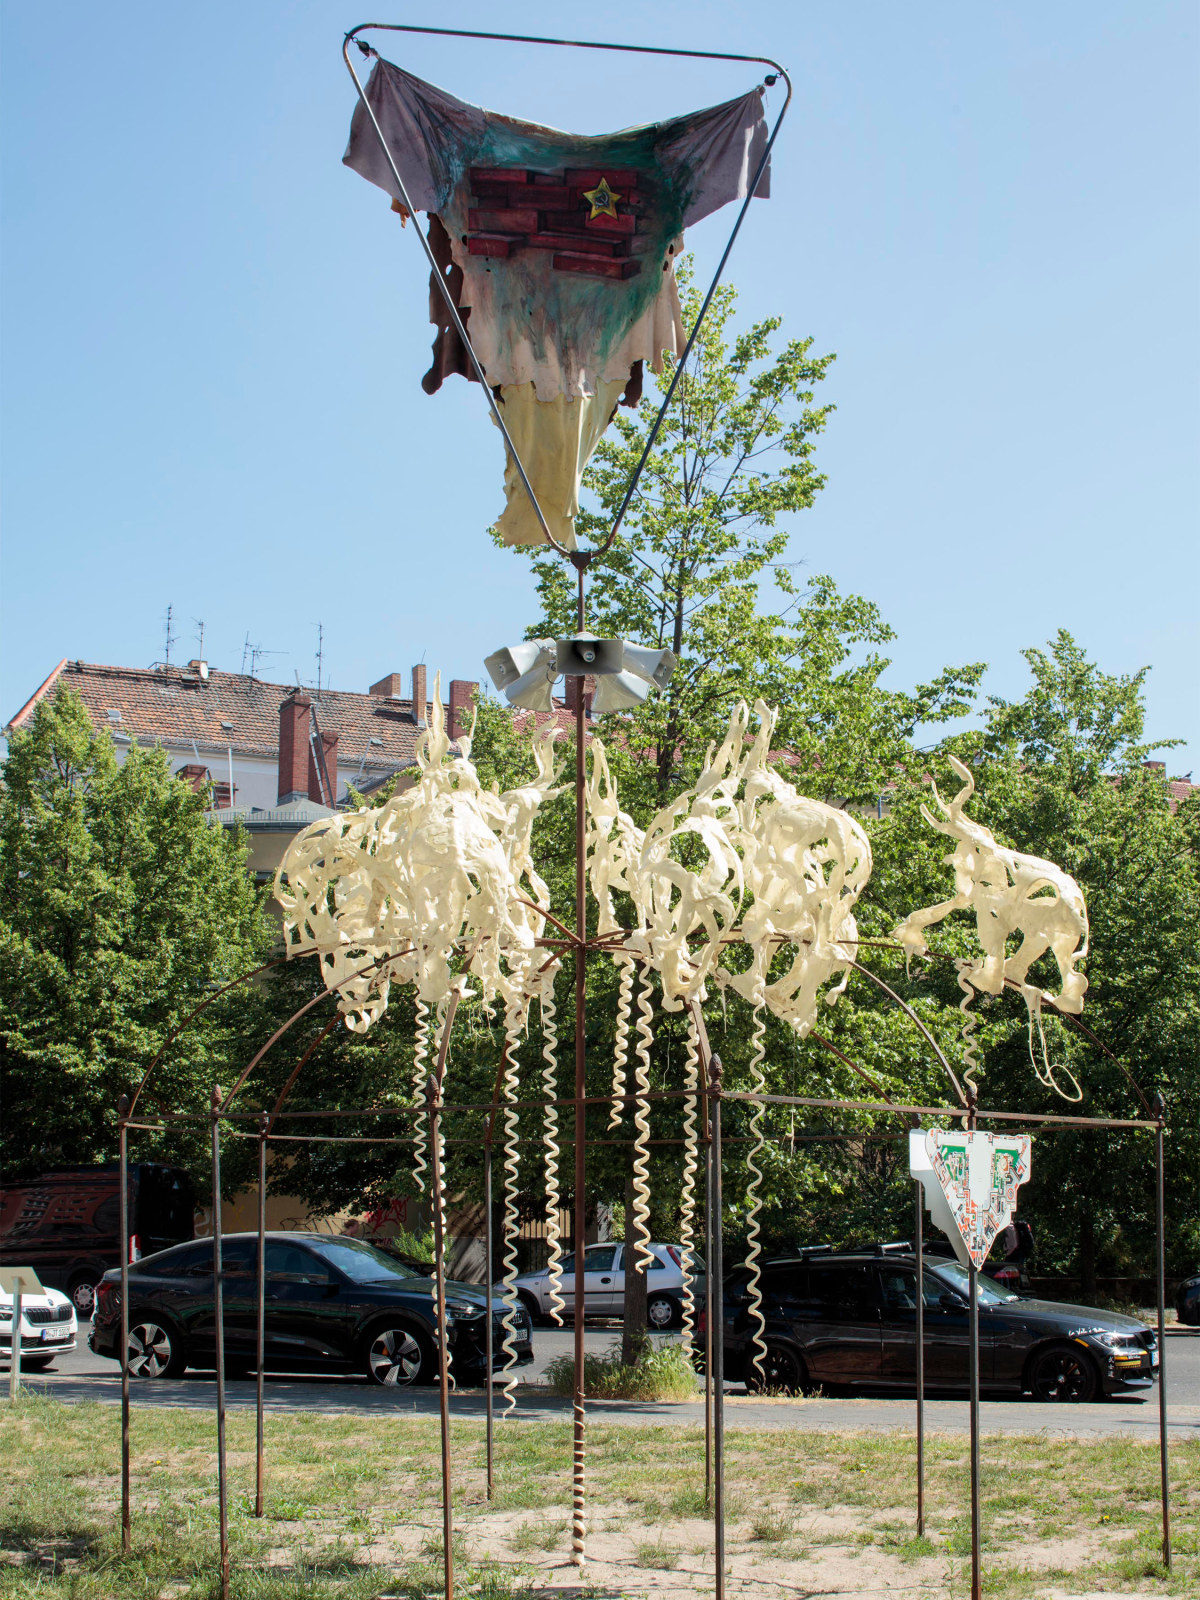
[241,633,282,680]
[315,622,325,698]
[194,618,206,662]
[164,604,177,668]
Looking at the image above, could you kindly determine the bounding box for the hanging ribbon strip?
[608,956,635,1131]
[411,996,431,1195]
[742,1002,769,1387]
[497,1002,524,1418]
[893,755,1089,1100]
[540,974,566,1325]
[630,969,656,1272]
[678,1010,701,1342]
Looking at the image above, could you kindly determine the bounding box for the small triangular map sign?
[910,1130,1031,1269]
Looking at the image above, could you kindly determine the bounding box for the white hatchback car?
[509,1242,704,1329]
[1,1284,78,1371]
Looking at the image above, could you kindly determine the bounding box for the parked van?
[0,1165,194,1317]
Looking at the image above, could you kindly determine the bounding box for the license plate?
[1152,1349,1159,1368]
[41,1328,68,1343]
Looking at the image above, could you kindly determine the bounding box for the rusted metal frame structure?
[114,1036,1168,1600]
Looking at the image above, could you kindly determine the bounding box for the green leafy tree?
[0,686,274,1180]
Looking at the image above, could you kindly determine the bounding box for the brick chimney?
[448,679,477,742]
[412,664,427,729]
[278,693,311,803]
[308,728,339,806]
[563,675,595,717]
[370,672,404,698]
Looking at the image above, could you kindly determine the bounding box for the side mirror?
[939,1291,967,1311]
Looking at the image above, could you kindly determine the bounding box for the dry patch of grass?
[0,1391,1194,1597]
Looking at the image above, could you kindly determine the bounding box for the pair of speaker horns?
[483,633,677,715]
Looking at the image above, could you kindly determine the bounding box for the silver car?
[508,1242,704,1329]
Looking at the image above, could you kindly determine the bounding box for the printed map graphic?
[926,1130,1031,1269]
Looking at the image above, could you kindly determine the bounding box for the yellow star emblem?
[582,177,622,221]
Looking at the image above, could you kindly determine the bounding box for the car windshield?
[308,1238,420,1283]
[931,1261,1019,1305]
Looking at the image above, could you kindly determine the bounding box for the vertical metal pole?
[118,1095,131,1552]
[484,1141,495,1502]
[428,1073,455,1600]
[967,1106,981,1600]
[570,556,590,1569]
[211,1086,230,1600]
[1154,1102,1171,1568]
[914,1176,926,1537]
[709,1054,725,1600]
[255,1112,268,1518]
[8,1283,22,1401]
[704,1135,714,1508]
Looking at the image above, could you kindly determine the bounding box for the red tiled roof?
[4,660,580,772]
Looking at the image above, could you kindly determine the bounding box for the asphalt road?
[11,1322,1200,1438]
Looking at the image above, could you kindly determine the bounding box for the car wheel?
[363,1322,437,1387]
[20,1355,56,1372]
[744,1341,807,1395]
[647,1293,680,1331]
[1027,1342,1098,1403]
[69,1276,99,1319]
[127,1318,187,1379]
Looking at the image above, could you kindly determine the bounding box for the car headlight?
[0,1308,11,1322]
[1091,1330,1140,1349]
[444,1299,485,1321]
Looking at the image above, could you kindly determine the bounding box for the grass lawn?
[0,1392,1195,1597]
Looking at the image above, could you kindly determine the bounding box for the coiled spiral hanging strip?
[540,975,566,1325]
[411,996,430,1195]
[954,960,983,1100]
[677,1010,701,1342]
[497,999,524,1418]
[630,968,655,1272]
[608,956,635,1131]
[743,1002,769,1388]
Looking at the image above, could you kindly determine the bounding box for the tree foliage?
[0,686,274,1178]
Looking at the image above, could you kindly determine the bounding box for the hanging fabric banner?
[343,60,771,548]
[909,1129,1032,1270]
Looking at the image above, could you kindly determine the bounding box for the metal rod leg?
[255,1114,268,1518]
[705,1137,713,1509]
[118,1098,131,1553]
[485,1143,494,1502]
[1155,1110,1171,1568]
[709,1057,725,1600]
[968,1255,981,1600]
[570,664,588,1568]
[211,1087,230,1600]
[915,1177,925,1537]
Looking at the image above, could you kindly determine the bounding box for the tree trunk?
[1079,1207,1097,1299]
[621,1165,649,1366]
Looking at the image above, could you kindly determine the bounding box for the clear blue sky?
[3,2,1196,770]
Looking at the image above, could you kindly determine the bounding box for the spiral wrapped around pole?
[411,996,430,1195]
[540,975,566,1325]
[630,969,655,1273]
[498,1000,524,1417]
[955,960,982,1100]
[607,956,635,1131]
[678,1010,701,1341]
[743,1003,769,1388]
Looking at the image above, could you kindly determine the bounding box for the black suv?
[715,1248,1158,1402]
[90,1232,532,1386]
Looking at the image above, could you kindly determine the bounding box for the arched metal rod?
[127,956,290,1118]
[264,1015,343,1136]
[808,1030,893,1105]
[845,958,968,1109]
[342,22,791,562]
[856,938,1154,1119]
[219,949,411,1115]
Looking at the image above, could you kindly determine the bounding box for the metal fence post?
[210,1085,230,1600]
[709,1054,725,1600]
[914,1175,925,1537]
[255,1110,268,1518]
[118,1094,131,1552]
[1154,1095,1171,1568]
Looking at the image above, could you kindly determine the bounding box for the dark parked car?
[0,1164,194,1317]
[90,1232,532,1386]
[711,1248,1159,1402]
[1175,1274,1200,1327]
